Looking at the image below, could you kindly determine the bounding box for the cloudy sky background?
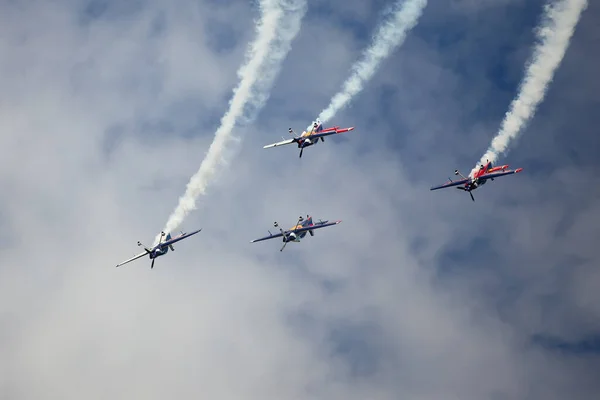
[1,0,599,398]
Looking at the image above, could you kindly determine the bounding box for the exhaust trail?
[157,0,306,241]
[315,0,428,125]
[472,0,588,176]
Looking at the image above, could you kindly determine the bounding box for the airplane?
[115,228,202,269]
[263,118,355,158]
[250,215,342,251]
[430,160,523,201]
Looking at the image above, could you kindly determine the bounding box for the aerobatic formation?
[115,0,588,268]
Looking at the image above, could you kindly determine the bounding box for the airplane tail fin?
[480,160,493,172]
[165,233,173,252]
[307,119,323,133]
[314,119,323,132]
[306,215,314,236]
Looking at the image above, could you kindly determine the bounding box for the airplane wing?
[116,251,148,268]
[310,127,354,140]
[479,168,523,182]
[430,178,469,191]
[291,220,342,235]
[250,231,285,243]
[263,138,296,149]
[162,228,202,247]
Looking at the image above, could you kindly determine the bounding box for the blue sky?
[0,0,598,399]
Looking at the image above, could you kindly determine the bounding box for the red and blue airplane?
[251,215,342,252]
[116,228,202,269]
[430,160,523,201]
[263,118,355,158]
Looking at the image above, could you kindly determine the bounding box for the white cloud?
[0,1,599,399]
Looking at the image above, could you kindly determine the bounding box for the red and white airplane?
[263,118,355,158]
[430,160,523,201]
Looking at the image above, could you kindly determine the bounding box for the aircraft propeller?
[455,186,475,202]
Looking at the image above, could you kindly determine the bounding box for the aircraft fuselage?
[296,135,324,149]
[282,231,308,243]
[281,217,323,243]
[149,246,169,259]
[464,177,488,192]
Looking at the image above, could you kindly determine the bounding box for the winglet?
[515,168,523,173]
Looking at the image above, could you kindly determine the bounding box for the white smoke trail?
[472,0,588,176]
[158,0,306,241]
[315,0,428,126]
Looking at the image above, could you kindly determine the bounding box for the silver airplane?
[116,228,202,269]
